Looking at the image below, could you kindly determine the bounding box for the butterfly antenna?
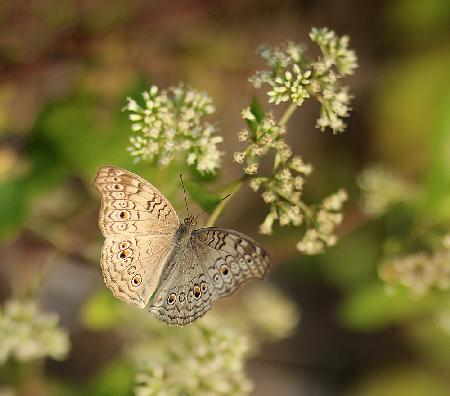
[195,194,231,220]
[179,174,190,216]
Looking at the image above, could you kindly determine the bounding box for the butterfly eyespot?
[167,293,176,305]
[131,274,142,286]
[245,256,252,264]
[179,292,185,302]
[112,177,121,182]
[119,241,131,250]
[220,265,230,276]
[119,210,130,220]
[200,282,207,293]
[127,265,136,275]
[118,249,132,259]
[213,274,220,283]
[193,285,201,299]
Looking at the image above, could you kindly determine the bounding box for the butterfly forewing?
[94,166,180,236]
[94,166,180,308]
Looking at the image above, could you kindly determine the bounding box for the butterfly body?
[94,166,271,326]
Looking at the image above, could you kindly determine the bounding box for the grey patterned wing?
[192,228,271,296]
[149,228,271,326]
[149,245,215,326]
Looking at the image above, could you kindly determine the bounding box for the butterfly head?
[183,214,197,228]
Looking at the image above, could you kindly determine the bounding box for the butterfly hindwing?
[101,234,173,308]
[149,228,271,326]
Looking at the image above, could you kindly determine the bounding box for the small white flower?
[131,123,143,132]
[262,191,276,204]
[187,153,196,165]
[241,107,255,120]
[259,210,278,235]
[294,176,304,190]
[249,178,263,192]
[126,98,141,112]
[238,129,249,142]
[234,151,245,164]
[245,163,258,175]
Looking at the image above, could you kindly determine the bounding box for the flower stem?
[206,177,246,227]
[279,103,297,126]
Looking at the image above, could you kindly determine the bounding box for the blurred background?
[0,0,449,395]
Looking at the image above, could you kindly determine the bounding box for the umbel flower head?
[296,189,348,254]
[379,236,450,295]
[0,300,70,363]
[233,28,356,254]
[125,85,223,174]
[236,98,347,254]
[250,28,358,134]
[358,166,418,217]
[117,282,297,396]
[133,326,252,396]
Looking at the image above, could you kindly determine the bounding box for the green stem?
[206,178,246,227]
[279,103,297,126]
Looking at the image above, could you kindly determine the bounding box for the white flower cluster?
[267,66,311,106]
[379,247,450,295]
[256,157,313,235]
[235,110,312,234]
[119,282,298,396]
[235,104,347,254]
[358,166,417,216]
[309,27,358,76]
[238,285,300,342]
[250,28,358,134]
[125,85,223,174]
[296,189,347,254]
[234,111,288,175]
[134,327,252,396]
[0,300,70,363]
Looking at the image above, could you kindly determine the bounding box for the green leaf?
[250,95,265,123]
[348,365,450,396]
[338,282,444,331]
[423,88,450,220]
[85,360,134,396]
[0,179,27,239]
[33,94,135,180]
[322,228,379,289]
[80,289,123,331]
[245,96,266,134]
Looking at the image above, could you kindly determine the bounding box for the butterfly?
[93,166,271,326]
